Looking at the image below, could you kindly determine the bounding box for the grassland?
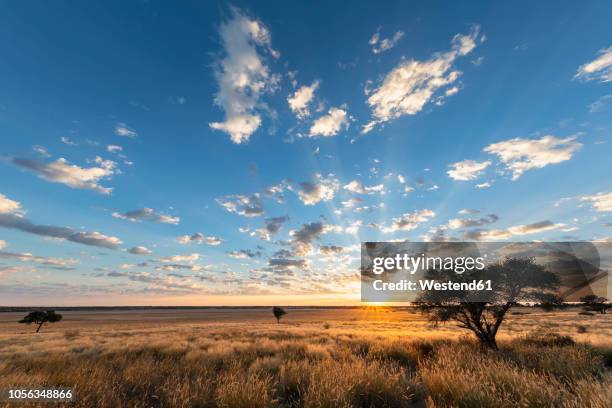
[0,307,610,407]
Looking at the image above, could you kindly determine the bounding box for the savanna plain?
[0,307,610,408]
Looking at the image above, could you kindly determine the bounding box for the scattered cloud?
[309,107,349,137]
[580,191,612,212]
[0,193,23,214]
[369,28,404,54]
[209,7,279,144]
[319,245,344,255]
[343,180,385,194]
[33,145,50,157]
[107,145,123,153]
[484,135,582,180]
[160,253,200,263]
[257,216,289,240]
[588,94,612,112]
[178,233,222,245]
[60,136,76,145]
[128,246,152,255]
[228,249,261,259]
[290,221,340,256]
[112,208,180,225]
[447,160,491,181]
[295,174,340,205]
[288,80,319,119]
[442,214,499,229]
[381,209,435,233]
[463,220,565,241]
[12,156,117,194]
[217,194,264,217]
[115,123,138,138]
[363,26,483,133]
[575,46,612,83]
[475,181,492,189]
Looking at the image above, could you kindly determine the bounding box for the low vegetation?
[0,312,610,407]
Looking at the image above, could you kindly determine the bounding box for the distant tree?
[537,293,565,312]
[580,295,608,314]
[417,258,560,349]
[272,306,287,324]
[19,310,63,333]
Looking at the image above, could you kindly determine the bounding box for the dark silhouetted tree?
[273,306,287,324]
[417,257,560,349]
[19,310,63,333]
[580,295,608,314]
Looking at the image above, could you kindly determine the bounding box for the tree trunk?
[36,322,44,333]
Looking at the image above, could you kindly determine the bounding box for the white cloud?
[363,26,482,133]
[0,193,23,214]
[209,7,279,144]
[296,174,339,205]
[60,136,76,145]
[580,192,612,212]
[160,253,200,263]
[178,233,222,245]
[0,240,6,249]
[343,180,385,194]
[588,94,612,113]
[33,145,50,157]
[463,221,565,241]
[107,145,123,153]
[115,123,137,138]
[575,46,612,83]
[287,80,319,119]
[112,208,180,225]
[309,107,349,137]
[382,209,435,233]
[369,29,404,54]
[216,194,264,217]
[397,174,406,184]
[12,156,117,194]
[483,135,582,180]
[128,246,152,255]
[447,160,491,181]
[475,181,492,189]
[341,197,363,208]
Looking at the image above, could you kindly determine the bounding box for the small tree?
[417,257,560,349]
[19,310,63,333]
[272,306,287,324]
[580,295,608,314]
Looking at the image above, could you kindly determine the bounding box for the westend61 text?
[372,279,493,291]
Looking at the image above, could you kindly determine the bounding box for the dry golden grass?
[0,307,610,407]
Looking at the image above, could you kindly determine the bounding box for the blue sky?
[0,1,611,305]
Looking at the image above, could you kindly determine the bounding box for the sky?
[0,1,611,306]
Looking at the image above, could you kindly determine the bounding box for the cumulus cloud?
[228,249,261,259]
[0,213,121,249]
[115,123,137,138]
[112,208,180,225]
[268,258,307,268]
[575,46,612,83]
[296,174,340,205]
[343,180,385,194]
[209,7,279,144]
[580,191,612,212]
[443,214,499,230]
[128,246,152,255]
[382,209,435,233]
[309,107,349,137]
[257,216,288,241]
[287,80,319,119]
[107,145,123,153]
[0,193,23,214]
[160,253,200,263]
[319,245,344,255]
[290,221,340,256]
[178,233,222,245]
[447,160,491,181]
[363,26,482,133]
[483,135,582,180]
[216,194,264,217]
[475,181,492,189]
[369,29,404,54]
[12,156,117,194]
[0,250,78,268]
[463,221,565,241]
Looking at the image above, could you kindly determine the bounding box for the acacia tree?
[19,310,63,333]
[417,258,560,349]
[272,306,287,324]
[580,295,609,314]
